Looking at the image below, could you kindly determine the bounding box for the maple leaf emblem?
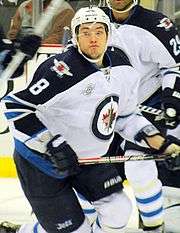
[102,104,116,132]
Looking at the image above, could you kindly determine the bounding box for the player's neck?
[112,10,130,22]
[96,60,104,68]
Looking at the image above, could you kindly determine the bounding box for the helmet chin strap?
[107,1,135,13]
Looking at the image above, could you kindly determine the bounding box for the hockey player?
[103,0,180,129]
[100,0,180,232]
[2,6,180,233]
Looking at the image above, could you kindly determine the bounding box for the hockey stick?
[78,153,178,165]
[0,0,65,82]
[139,104,180,127]
[138,104,164,120]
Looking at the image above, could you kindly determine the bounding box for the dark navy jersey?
[102,5,180,64]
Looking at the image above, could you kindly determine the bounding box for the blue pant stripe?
[140,207,163,217]
[136,190,162,204]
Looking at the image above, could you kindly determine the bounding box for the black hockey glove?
[47,135,80,177]
[159,135,180,171]
[162,87,180,129]
[0,38,15,73]
[0,38,14,52]
[16,34,42,59]
[164,155,180,171]
[0,38,24,78]
[158,135,180,157]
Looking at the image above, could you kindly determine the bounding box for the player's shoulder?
[136,5,165,17]
[131,5,174,31]
[107,46,132,67]
[107,46,140,87]
[33,45,76,81]
[113,23,155,44]
[32,45,100,92]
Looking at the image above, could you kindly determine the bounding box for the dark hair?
[75,23,109,36]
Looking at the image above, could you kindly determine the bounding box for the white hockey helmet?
[71,6,111,45]
[106,0,138,13]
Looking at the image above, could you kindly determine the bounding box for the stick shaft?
[78,154,172,165]
[138,104,164,120]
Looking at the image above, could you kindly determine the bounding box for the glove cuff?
[51,135,66,148]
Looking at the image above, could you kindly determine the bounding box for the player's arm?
[115,68,180,155]
[5,59,79,178]
[152,15,180,128]
[139,28,180,129]
[154,19,180,128]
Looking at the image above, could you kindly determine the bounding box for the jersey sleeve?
[115,66,155,145]
[133,26,180,91]
[149,13,180,64]
[138,13,180,91]
[2,57,59,150]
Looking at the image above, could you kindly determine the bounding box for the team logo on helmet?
[157,17,173,30]
[51,59,73,78]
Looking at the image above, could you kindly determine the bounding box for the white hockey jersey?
[109,24,179,104]
[3,45,152,178]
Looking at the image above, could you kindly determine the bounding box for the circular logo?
[92,95,119,140]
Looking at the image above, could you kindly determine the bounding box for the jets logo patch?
[92,95,119,140]
[51,59,73,77]
[157,17,173,30]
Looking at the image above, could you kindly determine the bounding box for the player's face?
[77,23,108,60]
[108,0,133,11]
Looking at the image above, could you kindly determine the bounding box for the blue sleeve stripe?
[5,112,26,120]
[83,209,96,214]
[3,95,22,104]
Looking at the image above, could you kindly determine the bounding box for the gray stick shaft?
[78,154,172,165]
[0,0,64,82]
